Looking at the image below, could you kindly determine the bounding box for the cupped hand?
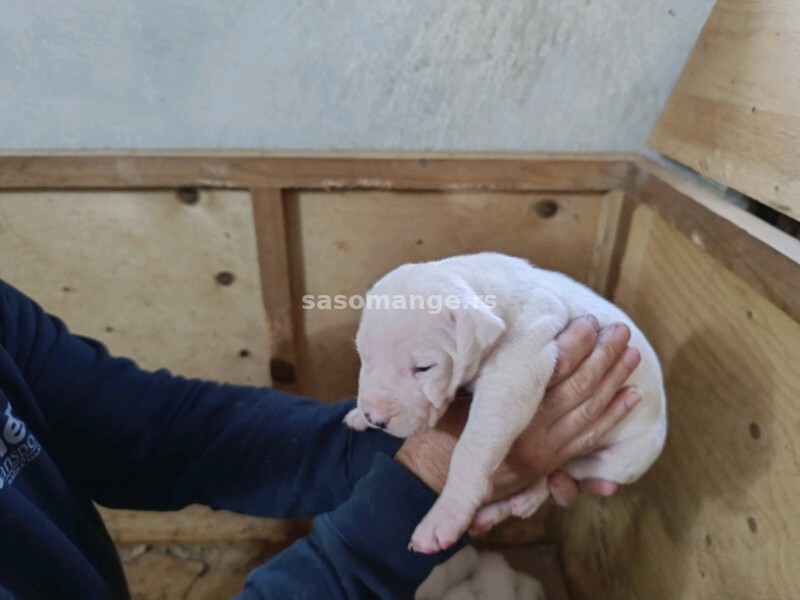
[395,315,641,508]
[493,315,641,505]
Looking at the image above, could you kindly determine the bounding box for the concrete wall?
[0,0,715,155]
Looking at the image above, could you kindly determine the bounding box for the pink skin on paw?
[410,501,472,554]
[470,500,513,534]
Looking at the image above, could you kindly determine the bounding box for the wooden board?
[0,189,271,385]
[585,190,627,298]
[289,190,608,401]
[630,159,800,324]
[558,205,800,600]
[0,189,283,546]
[0,153,634,192]
[251,188,301,392]
[649,0,800,220]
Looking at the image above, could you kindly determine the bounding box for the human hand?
[496,315,641,505]
[395,316,641,506]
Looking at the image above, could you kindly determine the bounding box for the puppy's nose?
[364,412,390,430]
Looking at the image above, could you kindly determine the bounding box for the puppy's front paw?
[409,499,472,554]
[343,408,369,431]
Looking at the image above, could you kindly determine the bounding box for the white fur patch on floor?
[416,547,545,600]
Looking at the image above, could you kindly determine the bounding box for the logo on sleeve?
[0,402,42,490]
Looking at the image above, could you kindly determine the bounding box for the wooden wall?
[0,189,271,385]
[1,154,798,598]
[290,190,619,401]
[558,202,800,599]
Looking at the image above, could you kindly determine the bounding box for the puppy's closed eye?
[414,365,436,374]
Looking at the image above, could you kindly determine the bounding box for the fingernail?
[625,388,642,409]
[614,323,630,342]
[623,347,640,368]
[585,315,600,330]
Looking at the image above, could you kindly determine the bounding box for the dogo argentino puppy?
[345,252,667,554]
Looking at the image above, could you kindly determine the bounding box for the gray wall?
[0,0,715,155]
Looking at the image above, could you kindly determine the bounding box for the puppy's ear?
[448,298,505,395]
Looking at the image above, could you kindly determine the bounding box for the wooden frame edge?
[627,158,800,322]
[0,152,636,192]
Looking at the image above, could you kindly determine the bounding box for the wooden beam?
[251,189,300,393]
[586,189,627,298]
[0,152,635,192]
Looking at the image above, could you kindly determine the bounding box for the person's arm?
[238,454,467,599]
[236,315,641,599]
[0,279,400,516]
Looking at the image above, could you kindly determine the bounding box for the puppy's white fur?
[345,252,667,553]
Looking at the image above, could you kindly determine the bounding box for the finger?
[549,345,640,440]
[580,478,618,496]
[547,323,633,416]
[547,470,580,506]
[547,316,600,389]
[559,387,641,459]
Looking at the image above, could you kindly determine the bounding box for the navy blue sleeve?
[237,454,468,600]
[0,279,402,517]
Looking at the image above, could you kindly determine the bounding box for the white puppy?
[345,252,667,553]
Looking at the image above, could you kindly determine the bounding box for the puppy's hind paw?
[343,407,369,431]
[508,479,550,519]
[470,499,513,534]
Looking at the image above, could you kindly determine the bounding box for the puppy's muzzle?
[364,412,390,430]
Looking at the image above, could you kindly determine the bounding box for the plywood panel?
[291,191,607,402]
[559,205,800,600]
[630,159,800,324]
[0,189,279,545]
[649,0,800,220]
[0,189,271,384]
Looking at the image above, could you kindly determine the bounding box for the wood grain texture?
[251,188,300,392]
[586,189,626,297]
[631,159,800,324]
[0,152,634,192]
[559,205,800,600]
[290,190,607,402]
[0,189,271,384]
[649,0,800,219]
